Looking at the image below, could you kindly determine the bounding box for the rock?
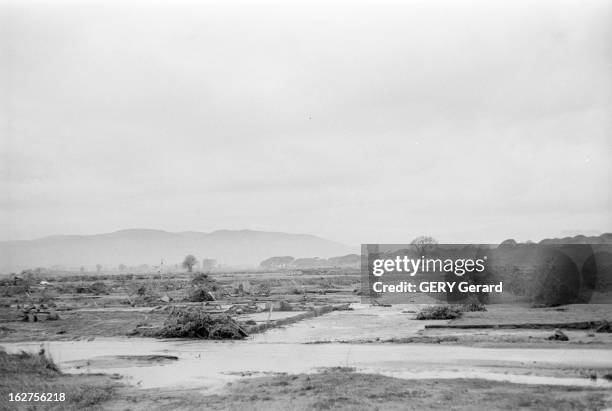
[548,329,569,341]
[160,295,171,303]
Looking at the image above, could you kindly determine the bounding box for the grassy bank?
[0,349,120,410]
[1,354,610,410]
[101,368,612,410]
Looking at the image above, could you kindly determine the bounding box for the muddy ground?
[1,269,612,409]
[3,363,611,411]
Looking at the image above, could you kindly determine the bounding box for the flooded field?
[3,305,612,392]
[4,337,612,391]
[2,270,612,409]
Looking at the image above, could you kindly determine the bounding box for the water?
[3,338,611,391]
[2,304,611,391]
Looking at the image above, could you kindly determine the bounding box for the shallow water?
[2,305,612,391]
[3,338,612,391]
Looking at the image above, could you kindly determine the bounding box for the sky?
[1,0,611,245]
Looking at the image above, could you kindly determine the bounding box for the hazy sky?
[1,0,611,245]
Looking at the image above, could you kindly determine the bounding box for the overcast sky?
[1,0,611,245]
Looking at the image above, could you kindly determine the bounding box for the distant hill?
[0,229,355,273]
[538,233,612,245]
[259,254,360,269]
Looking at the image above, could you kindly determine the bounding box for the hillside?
[0,229,355,273]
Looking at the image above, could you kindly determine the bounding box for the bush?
[415,305,462,320]
[155,309,247,339]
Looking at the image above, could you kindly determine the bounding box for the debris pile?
[186,272,218,302]
[21,304,59,322]
[155,308,247,339]
[596,321,611,333]
[459,303,487,312]
[547,329,569,341]
[0,277,30,296]
[416,305,463,320]
[187,287,215,302]
[76,281,109,295]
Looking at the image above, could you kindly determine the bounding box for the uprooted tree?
[182,255,198,272]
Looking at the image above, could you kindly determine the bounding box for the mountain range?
[0,229,356,273]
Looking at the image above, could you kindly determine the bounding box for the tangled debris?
[416,305,463,320]
[596,320,611,333]
[186,272,218,302]
[76,281,109,295]
[548,329,569,341]
[459,303,487,312]
[155,308,247,339]
[187,287,216,302]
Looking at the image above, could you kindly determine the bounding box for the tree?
[118,263,127,272]
[410,236,438,255]
[96,264,102,273]
[182,255,198,272]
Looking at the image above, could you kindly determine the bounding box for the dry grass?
[0,349,119,410]
[195,370,611,411]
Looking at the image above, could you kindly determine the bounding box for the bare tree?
[410,236,438,255]
[182,255,198,272]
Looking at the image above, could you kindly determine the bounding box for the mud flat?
[3,337,612,410]
[2,271,612,409]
